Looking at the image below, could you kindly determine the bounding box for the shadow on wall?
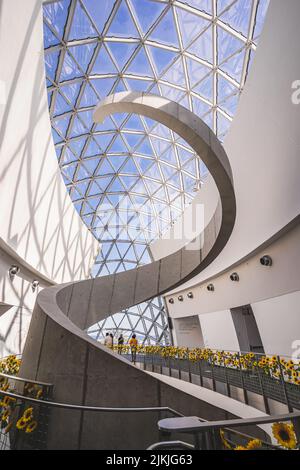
[0,0,96,284]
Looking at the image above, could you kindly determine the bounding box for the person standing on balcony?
[118,334,124,354]
[104,332,113,349]
[129,334,138,364]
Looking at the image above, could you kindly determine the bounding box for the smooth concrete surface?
[164,0,300,298]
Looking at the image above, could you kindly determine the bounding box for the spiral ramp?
[19,93,236,449]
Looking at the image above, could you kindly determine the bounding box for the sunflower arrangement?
[109,345,300,386]
[16,407,38,434]
[0,355,21,375]
[272,422,297,449]
[234,439,262,450]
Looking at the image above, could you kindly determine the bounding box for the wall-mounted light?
[168,298,174,304]
[260,255,272,267]
[207,283,214,292]
[31,280,39,293]
[178,295,184,302]
[9,265,20,281]
[187,291,194,299]
[230,272,239,282]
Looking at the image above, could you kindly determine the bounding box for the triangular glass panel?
[109,135,126,153]
[82,0,113,34]
[44,50,60,81]
[160,147,177,165]
[83,158,98,175]
[192,96,211,116]
[121,159,139,174]
[60,51,83,81]
[43,22,60,48]
[147,46,176,75]
[221,47,245,82]
[127,48,154,77]
[68,43,97,75]
[107,42,138,70]
[68,1,98,40]
[120,176,138,191]
[123,114,145,131]
[149,8,179,47]
[161,57,186,86]
[91,46,118,74]
[107,0,139,38]
[125,78,153,93]
[134,156,153,173]
[97,158,114,176]
[95,176,113,192]
[90,77,115,98]
[185,58,210,87]
[219,0,252,37]
[176,7,210,48]
[131,0,166,34]
[193,73,213,101]
[159,85,186,103]
[69,115,87,138]
[217,111,231,138]
[123,132,144,149]
[53,92,73,116]
[84,138,101,157]
[53,114,71,136]
[217,26,245,65]
[150,137,170,156]
[188,26,213,64]
[60,81,82,106]
[79,82,99,107]
[43,0,70,39]
[108,155,127,171]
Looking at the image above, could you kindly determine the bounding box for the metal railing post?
[277,355,293,412]
[237,352,248,405]
[210,356,216,392]
[188,358,192,383]
[198,360,203,387]
[224,357,231,397]
[256,363,270,414]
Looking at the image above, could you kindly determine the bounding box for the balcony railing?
[114,347,300,413]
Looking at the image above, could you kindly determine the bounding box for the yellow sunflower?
[22,407,34,422]
[25,420,38,434]
[247,439,262,450]
[234,445,248,450]
[272,422,297,449]
[16,417,27,430]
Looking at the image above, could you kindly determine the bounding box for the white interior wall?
[173,316,204,348]
[199,310,240,351]
[0,0,97,284]
[252,291,300,358]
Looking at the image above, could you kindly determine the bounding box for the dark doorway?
[230,305,264,354]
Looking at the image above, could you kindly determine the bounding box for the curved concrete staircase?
[19,94,236,449]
